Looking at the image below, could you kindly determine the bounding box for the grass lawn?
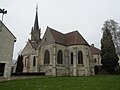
[0,75,120,90]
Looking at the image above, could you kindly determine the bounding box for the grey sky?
[1,0,120,59]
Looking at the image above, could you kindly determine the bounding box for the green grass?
[0,75,120,90]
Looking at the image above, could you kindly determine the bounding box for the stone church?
[21,6,95,76]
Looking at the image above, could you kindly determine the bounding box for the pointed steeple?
[34,4,39,30]
[31,4,41,41]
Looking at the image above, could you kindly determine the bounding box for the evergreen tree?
[15,55,23,73]
[101,21,119,74]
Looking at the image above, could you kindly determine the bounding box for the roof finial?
[36,3,38,12]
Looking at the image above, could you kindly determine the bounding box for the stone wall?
[37,43,94,76]
[21,42,38,73]
[93,54,102,66]
[22,54,38,73]
[0,21,16,78]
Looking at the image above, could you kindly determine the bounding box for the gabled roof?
[47,27,66,45]
[47,27,89,46]
[65,31,89,46]
[0,20,16,41]
[21,41,37,55]
[90,44,101,55]
[29,40,41,49]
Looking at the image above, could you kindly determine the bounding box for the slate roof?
[47,27,90,46]
[65,31,89,46]
[90,44,101,55]
[34,7,39,30]
[29,40,41,49]
[47,27,66,45]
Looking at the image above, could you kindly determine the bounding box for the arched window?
[33,56,36,66]
[71,52,73,64]
[78,51,83,64]
[44,50,50,64]
[57,50,63,64]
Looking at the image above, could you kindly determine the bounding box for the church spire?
[31,4,41,41]
[34,4,39,30]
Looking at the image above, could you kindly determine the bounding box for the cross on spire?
[36,3,38,12]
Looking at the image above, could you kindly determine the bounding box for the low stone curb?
[0,76,45,82]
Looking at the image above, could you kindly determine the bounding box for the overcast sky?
[1,0,120,59]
